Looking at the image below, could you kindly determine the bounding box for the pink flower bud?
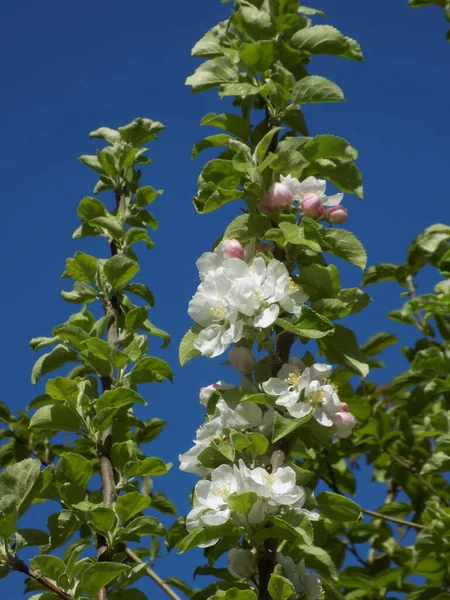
[199,384,219,407]
[339,402,349,412]
[223,239,245,260]
[260,183,293,213]
[301,193,324,217]
[228,347,255,374]
[326,205,348,224]
[332,410,356,438]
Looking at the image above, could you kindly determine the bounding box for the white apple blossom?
[186,464,241,547]
[277,554,322,600]
[179,399,273,474]
[280,174,343,208]
[188,257,308,358]
[227,548,258,579]
[263,360,340,426]
[241,461,306,509]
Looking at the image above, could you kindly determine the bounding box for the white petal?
[201,508,231,527]
[186,506,206,532]
[195,324,231,358]
[286,402,312,419]
[276,389,301,408]
[254,304,279,328]
[314,408,334,427]
[322,193,343,207]
[309,363,332,380]
[262,378,290,396]
[300,176,326,197]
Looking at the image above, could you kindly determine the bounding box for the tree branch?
[361,508,424,530]
[125,547,182,600]
[14,558,74,600]
[385,449,449,506]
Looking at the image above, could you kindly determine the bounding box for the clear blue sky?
[1,0,449,597]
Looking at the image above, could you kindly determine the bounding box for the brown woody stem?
[125,547,182,600]
[14,558,74,600]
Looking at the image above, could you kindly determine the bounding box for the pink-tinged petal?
[322,193,344,207]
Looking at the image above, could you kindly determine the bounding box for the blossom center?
[210,305,226,319]
[287,371,301,387]
[215,484,231,497]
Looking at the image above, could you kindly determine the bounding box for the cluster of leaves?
[0,119,177,600]
[408,0,450,41]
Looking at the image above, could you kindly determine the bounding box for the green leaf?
[186,57,238,93]
[293,75,345,104]
[200,112,251,141]
[124,515,166,537]
[0,494,17,538]
[82,338,130,369]
[291,25,363,61]
[178,523,235,553]
[271,514,314,546]
[46,377,79,404]
[192,134,233,159]
[118,118,165,146]
[227,492,258,515]
[115,492,152,523]
[362,262,404,286]
[56,453,93,488]
[30,404,82,432]
[125,282,155,306]
[31,345,78,384]
[97,388,146,411]
[88,507,116,535]
[303,135,358,161]
[79,154,105,174]
[268,573,296,600]
[319,325,369,377]
[179,326,202,367]
[362,332,398,356]
[135,186,162,206]
[104,255,140,289]
[0,459,41,517]
[234,5,276,40]
[300,545,338,580]
[137,457,172,477]
[82,563,130,599]
[254,127,282,165]
[31,555,66,581]
[272,410,313,443]
[150,491,176,515]
[89,126,121,143]
[316,491,361,522]
[62,281,97,304]
[90,216,124,239]
[276,306,334,339]
[64,252,98,283]
[321,228,367,270]
[240,41,276,73]
[129,356,173,384]
[298,264,340,300]
[77,196,107,221]
[223,213,269,243]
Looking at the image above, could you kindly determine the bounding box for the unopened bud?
[332,409,356,438]
[260,182,293,213]
[301,193,324,217]
[223,239,245,259]
[228,347,255,374]
[326,205,348,224]
[227,549,258,579]
[339,402,349,412]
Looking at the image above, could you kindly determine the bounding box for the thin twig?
[14,558,73,600]
[361,508,424,530]
[386,449,449,506]
[125,547,182,600]
[346,541,368,567]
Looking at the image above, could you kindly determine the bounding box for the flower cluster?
[277,554,322,600]
[226,550,322,600]
[179,398,273,475]
[186,460,317,547]
[260,174,348,224]
[263,359,356,438]
[189,242,308,358]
